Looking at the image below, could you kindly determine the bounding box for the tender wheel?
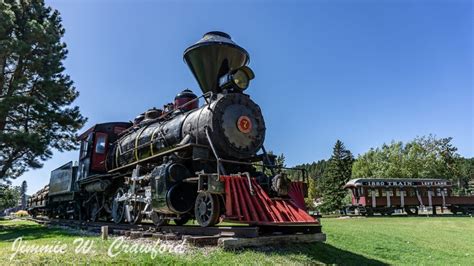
[74,202,83,221]
[366,208,374,216]
[194,192,220,227]
[450,206,460,215]
[174,215,190,226]
[151,211,169,226]
[405,206,419,215]
[90,201,99,222]
[112,188,125,224]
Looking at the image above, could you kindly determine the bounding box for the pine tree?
[319,140,354,213]
[276,153,286,167]
[293,160,327,209]
[0,0,86,181]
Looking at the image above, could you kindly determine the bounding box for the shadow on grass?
[250,242,388,265]
[1,222,390,264]
[0,222,76,242]
[352,214,473,219]
[324,214,473,219]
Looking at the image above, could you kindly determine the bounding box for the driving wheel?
[112,188,125,224]
[127,200,143,225]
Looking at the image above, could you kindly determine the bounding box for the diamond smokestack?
[183,31,250,94]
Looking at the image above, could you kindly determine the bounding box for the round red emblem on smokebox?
[237,116,252,133]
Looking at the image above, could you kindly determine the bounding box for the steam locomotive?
[28,32,318,228]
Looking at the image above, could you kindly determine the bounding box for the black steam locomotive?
[28,32,318,227]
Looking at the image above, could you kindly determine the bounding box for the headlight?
[219,66,255,91]
[233,69,249,89]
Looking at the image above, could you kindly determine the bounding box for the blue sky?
[13,0,473,193]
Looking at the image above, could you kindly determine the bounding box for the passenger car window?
[443,188,448,196]
[95,135,107,154]
[371,189,380,197]
[395,188,402,196]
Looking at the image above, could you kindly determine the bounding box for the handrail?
[216,158,307,182]
[205,126,226,176]
[108,143,207,173]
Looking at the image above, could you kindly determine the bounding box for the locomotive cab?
[77,122,132,180]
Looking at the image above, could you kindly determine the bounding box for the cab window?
[95,135,107,154]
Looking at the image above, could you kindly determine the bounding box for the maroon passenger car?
[344,178,474,215]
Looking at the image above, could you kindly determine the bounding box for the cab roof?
[78,122,132,140]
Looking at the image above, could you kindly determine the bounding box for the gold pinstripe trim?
[115,142,120,168]
[134,126,148,161]
[150,125,161,156]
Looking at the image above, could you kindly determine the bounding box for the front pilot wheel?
[194,192,220,227]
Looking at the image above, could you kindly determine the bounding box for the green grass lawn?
[0,216,473,265]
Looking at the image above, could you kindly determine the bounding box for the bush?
[13,210,29,217]
[305,198,317,211]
